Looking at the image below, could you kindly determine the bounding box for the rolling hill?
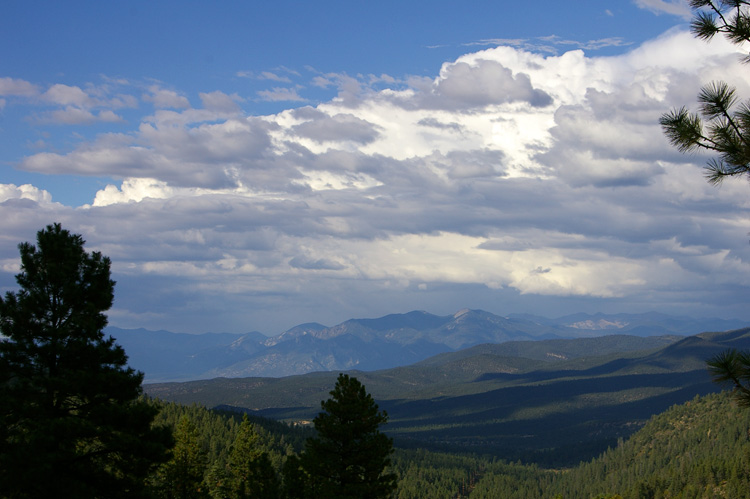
[144,328,750,465]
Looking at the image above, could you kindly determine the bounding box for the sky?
[2,0,750,335]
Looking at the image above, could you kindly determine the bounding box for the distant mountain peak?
[283,322,328,335]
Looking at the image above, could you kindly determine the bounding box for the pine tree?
[226,414,279,498]
[707,348,750,406]
[0,223,172,497]
[660,1,750,184]
[159,416,208,498]
[296,373,397,499]
[281,454,309,499]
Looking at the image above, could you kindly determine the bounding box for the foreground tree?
[660,0,750,184]
[660,2,750,406]
[0,223,172,497]
[707,349,750,406]
[289,373,397,499]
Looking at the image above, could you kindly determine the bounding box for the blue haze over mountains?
[110,310,750,382]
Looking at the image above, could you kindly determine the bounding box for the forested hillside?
[545,392,750,498]
[146,391,750,498]
[149,401,307,474]
[468,391,750,498]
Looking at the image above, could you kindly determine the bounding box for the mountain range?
[109,309,750,382]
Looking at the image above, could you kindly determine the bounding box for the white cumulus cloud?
[0,184,53,204]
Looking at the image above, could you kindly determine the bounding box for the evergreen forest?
[142,390,750,498]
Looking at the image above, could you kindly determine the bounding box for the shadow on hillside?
[475,356,642,383]
[382,368,711,421]
[383,374,719,467]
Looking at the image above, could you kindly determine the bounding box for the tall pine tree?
[294,373,396,499]
[226,414,279,498]
[158,416,208,499]
[0,223,172,497]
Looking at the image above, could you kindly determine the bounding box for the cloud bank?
[2,29,750,334]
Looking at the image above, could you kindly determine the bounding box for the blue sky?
[3,0,750,335]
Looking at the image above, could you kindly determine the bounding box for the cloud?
[257,87,305,102]
[309,73,367,107]
[439,60,552,108]
[393,58,552,111]
[634,0,692,19]
[6,29,750,332]
[417,118,464,132]
[535,35,632,51]
[467,36,632,54]
[236,67,300,82]
[42,82,138,110]
[199,91,242,113]
[259,71,292,83]
[143,86,191,109]
[289,255,346,270]
[0,77,39,97]
[6,80,139,125]
[42,84,95,107]
[291,112,381,144]
[0,183,53,204]
[32,106,124,125]
[21,115,275,189]
[92,178,175,206]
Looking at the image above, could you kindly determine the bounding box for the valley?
[144,327,750,466]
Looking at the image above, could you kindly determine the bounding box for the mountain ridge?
[110,309,750,382]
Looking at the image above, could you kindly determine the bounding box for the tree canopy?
[0,223,172,497]
[226,414,279,498]
[707,348,750,406]
[158,415,208,498]
[289,373,397,499]
[660,0,750,184]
